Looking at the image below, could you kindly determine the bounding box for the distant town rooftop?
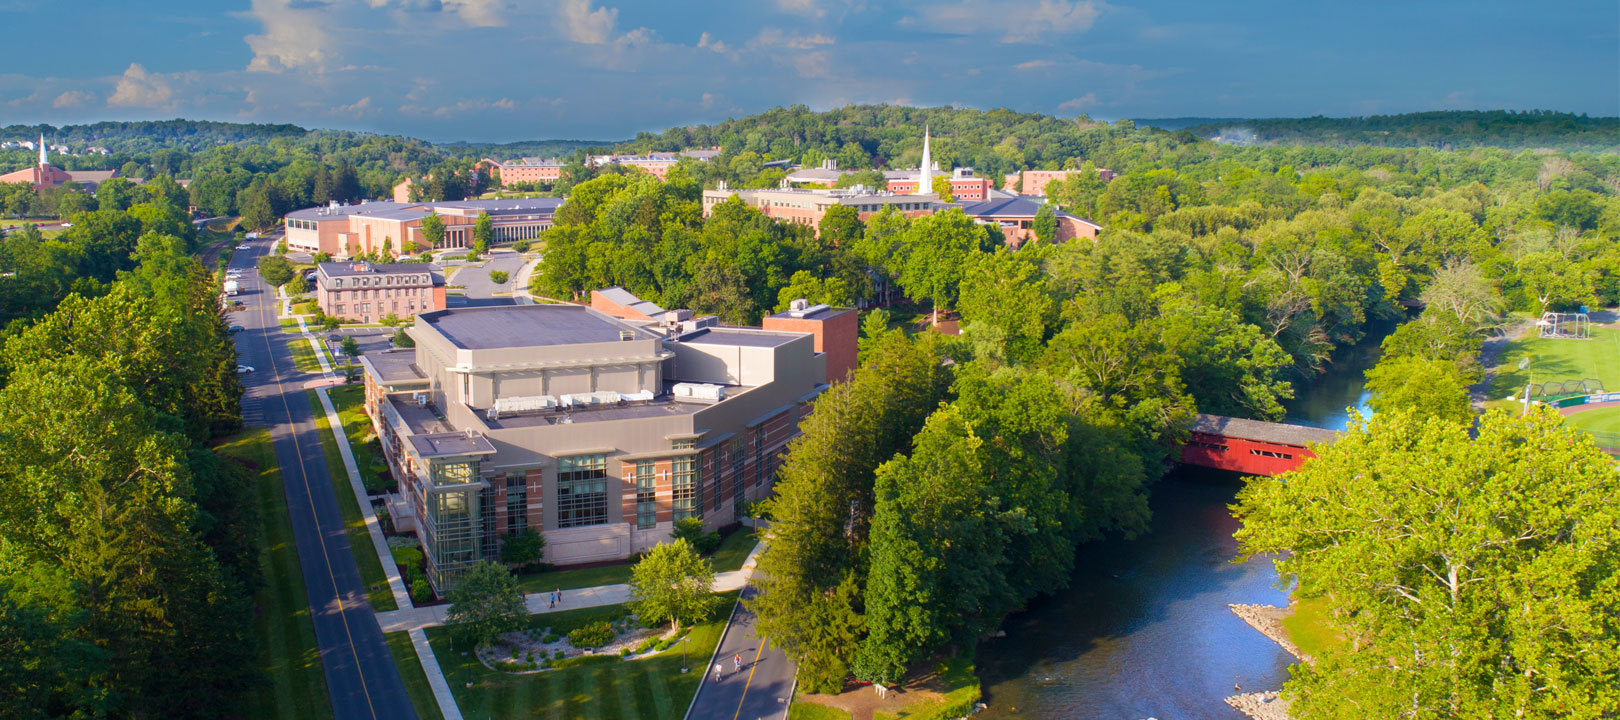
[319,262,444,283]
[419,305,654,350]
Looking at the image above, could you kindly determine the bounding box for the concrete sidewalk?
[375,544,761,633]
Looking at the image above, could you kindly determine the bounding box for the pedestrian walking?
[734,653,743,673]
[555,588,562,605]
[713,662,724,681]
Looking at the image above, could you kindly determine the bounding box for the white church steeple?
[38,132,48,168]
[918,125,932,195]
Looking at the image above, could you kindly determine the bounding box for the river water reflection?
[975,328,1387,719]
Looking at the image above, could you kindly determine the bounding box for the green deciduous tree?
[445,561,525,647]
[420,212,445,251]
[896,208,986,325]
[498,528,545,569]
[1363,355,1473,424]
[257,254,294,287]
[473,211,493,257]
[629,539,718,631]
[1032,202,1058,244]
[1234,409,1620,719]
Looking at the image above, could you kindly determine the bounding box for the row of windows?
[635,461,657,530]
[505,474,528,534]
[288,218,322,231]
[556,454,609,529]
[332,300,430,316]
[331,273,431,288]
[671,457,700,522]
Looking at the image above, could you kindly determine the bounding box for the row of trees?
[0,225,257,717]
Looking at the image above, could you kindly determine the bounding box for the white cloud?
[902,0,1103,43]
[560,0,617,44]
[335,96,372,116]
[243,0,336,72]
[698,31,730,54]
[52,90,94,108]
[446,0,503,26]
[1015,59,1054,70]
[748,27,835,51]
[777,0,824,18]
[107,63,177,108]
[1058,92,1098,111]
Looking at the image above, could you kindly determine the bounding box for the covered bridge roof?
[1190,414,1340,447]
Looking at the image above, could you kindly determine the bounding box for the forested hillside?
[1183,110,1618,152]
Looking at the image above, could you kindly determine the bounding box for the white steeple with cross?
[38,132,48,168]
[918,125,932,195]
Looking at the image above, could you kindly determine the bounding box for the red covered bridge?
[1180,414,1340,476]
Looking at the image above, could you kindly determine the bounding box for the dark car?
[228,324,245,334]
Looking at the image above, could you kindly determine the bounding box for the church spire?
[38,132,47,168]
[918,125,932,195]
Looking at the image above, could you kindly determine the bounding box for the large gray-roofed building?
[420,305,653,350]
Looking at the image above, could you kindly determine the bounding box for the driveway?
[451,250,528,300]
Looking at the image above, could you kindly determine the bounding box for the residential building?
[886,167,993,201]
[588,148,721,180]
[0,134,127,191]
[1004,168,1118,197]
[702,185,941,232]
[359,294,850,589]
[957,195,1102,247]
[284,197,562,257]
[485,157,565,186]
[315,261,446,323]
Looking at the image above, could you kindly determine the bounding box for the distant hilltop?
[1141,110,1617,152]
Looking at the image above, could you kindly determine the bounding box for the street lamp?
[1520,356,1532,416]
[680,637,691,674]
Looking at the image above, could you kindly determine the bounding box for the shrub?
[636,638,658,654]
[410,578,433,603]
[393,545,424,569]
[567,621,615,649]
[671,517,721,555]
[512,239,531,252]
[620,648,631,657]
[553,649,565,660]
[489,270,510,284]
[542,633,560,644]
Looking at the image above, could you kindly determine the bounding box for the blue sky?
[0,0,1614,142]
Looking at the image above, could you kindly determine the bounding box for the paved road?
[230,237,418,720]
[685,585,797,720]
[452,249,528,299]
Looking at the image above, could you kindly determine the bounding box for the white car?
[236,365,255,373]
[236,244,251,250]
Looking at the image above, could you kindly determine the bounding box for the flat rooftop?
[363,351,427,384]
[407,431,496,459]
[420,305,652,350]
[769,305,854,322]
[679,327,802,348]
[483,398,703,429]
[392,396,456,435]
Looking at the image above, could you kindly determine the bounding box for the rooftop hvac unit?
[561,391,621,407]
[672,383,725,402]
[489,394,557,420]
[622,389,655,402]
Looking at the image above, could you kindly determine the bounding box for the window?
[672,457,699,521]
[635,460,656,530]
[556,454,608,528]
[431,460,476,486]
[731,438,746,515]
[334,304,345,314]
[672,438,695,450]
[504,473,527,533]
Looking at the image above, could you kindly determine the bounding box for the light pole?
[1520,356,1532,416]
[680,637,691,673]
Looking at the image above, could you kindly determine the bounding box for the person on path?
[734,653,743,673]
[713,662,724,681]
[555,588,562,605]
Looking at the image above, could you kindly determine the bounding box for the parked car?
[235,244,251,250]
[236,365,254,374]
[228,324,244,334]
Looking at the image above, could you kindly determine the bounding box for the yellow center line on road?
[732,637,770,720]
[251,249,380,720]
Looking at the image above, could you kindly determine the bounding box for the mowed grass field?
[427,591,739,719]
[1488,323,1620,401]
[384,631,448,720]
[215,428,335,720]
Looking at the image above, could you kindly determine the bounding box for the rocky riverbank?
[1225,691,1293,720]
[1229,603,1312,663]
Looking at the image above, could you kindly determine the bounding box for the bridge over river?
[1180,413,1341,476]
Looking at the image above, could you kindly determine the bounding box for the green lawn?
[1488,323,1620,401]
[427,592,739,720]
[516,561,635,594]
[305,389,397,612]
[215,428,335,720]
[287,336,329,373]
[1559,405,1620,451]
[1282,595,1347,660]
[709,527,758,573]
[384,631,447,720]
[516,528,756,595]
[790,700,853,720]
[873,655,980,720]
[328,384,392,493]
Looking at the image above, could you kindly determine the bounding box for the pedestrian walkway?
[374,544,762,633]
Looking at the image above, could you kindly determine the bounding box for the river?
[974,329,1384,719]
